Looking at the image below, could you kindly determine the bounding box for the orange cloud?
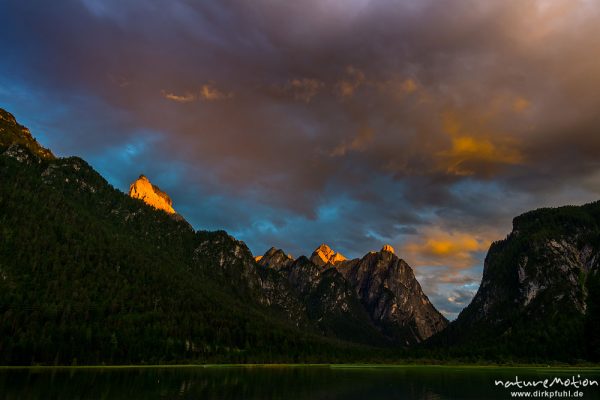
[438,112,523,176]
[200,83,232,101]
[162,91,196,103]
[402,229,492,270]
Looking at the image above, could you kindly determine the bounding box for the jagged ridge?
[258,243,448,344]
[0,108,385,364]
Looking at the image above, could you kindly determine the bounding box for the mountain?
[129,175,176,214]
[258,244,448,345]
[0,109,54,160]
[257,248,390,345]
[310,244,347,267]
[334,245,448,344]
[0,108,375,365]
[432,202,600,361]
[4,107,599,364]
[0,107,446,365]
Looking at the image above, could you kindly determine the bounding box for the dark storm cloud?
[2,0,600,318]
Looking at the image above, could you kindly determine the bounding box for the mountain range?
[0,107,598,364]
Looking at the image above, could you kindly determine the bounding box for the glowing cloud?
[402,228,492,270]
[162,91,196,103]
[200,83,232,101]
[439,112,523,176]
[161,83,232,103]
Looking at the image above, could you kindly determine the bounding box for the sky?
[2,0,600,319]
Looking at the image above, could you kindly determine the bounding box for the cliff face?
[440,203,600,360]
[334,246,448,344]
[258,247,294,270]
[258,244,448,344]
[128,175,176,214]
[257,250,389,344]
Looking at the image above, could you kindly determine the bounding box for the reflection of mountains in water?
[4,366,593,400]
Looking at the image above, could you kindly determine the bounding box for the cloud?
[162,91,196,103]
[401,79,418,94]
[331,126,374,156]
[2,0,600,320]
[447,288,476,306]
[437,112,523,176]
[441,136,523,175]
[335,66,365,98]
[413,266,481,320]
[512,97,531,113]
[162,83,232,103]
[403,228,491,270]
[200,83,232,101]
[284,78,324,103]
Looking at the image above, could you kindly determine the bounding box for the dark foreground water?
[0,365,599,400]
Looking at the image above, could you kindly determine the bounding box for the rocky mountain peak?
[0,108,54,160]
[333,249,448,344]
[256,247,294,269]
[381,244,395,254]
[310,243,347,267]
[128,174,176,214]
[0,109,17,125]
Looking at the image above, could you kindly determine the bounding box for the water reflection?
[0,365,598,400]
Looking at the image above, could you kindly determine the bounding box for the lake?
[0,365,599,399]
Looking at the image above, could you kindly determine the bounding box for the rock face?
[258,243,448,344]
[310,244,347,267]
[334,246,448,344]
[257,250,388,344]
[129,175,176,214]
[258,247,294,270]
[381,244,395,254]
[439,202,600,360]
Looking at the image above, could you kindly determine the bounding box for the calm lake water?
[0,365,599,400]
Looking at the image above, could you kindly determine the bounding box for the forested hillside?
[0,109,379,365]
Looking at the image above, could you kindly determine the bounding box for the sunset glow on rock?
[128,175,176,214]
[310,244,348,266]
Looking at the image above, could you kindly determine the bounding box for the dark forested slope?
[0,108,379,365]
[429,202,600,361]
